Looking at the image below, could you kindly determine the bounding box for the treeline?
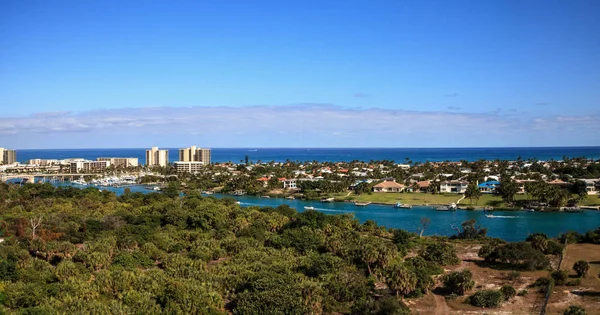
[0,183,597,314]
[0,183,453,314]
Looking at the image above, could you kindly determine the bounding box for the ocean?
[14,147,600,164]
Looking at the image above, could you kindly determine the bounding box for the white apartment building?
[28,159,60,166]
[0,148,17,165]
[70,160,111,173]
[174,161,204,174]
[178,146,211,165]
[97,157,139,168]
[146,147,169,167]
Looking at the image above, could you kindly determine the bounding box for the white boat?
[526,209,535,212]
[304,206,315,210]
[395,201,412,209]
[321,197,335,203]
[435,206,451,211]
[152,186,161,191]
[236,201,241,205]
[449,203,457,210]
[354,202,371,206]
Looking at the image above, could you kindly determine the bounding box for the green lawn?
[327,191,600,208]
[580,195,600,206]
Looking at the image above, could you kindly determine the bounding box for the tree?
[384,263,417,296]
[573,260,590,278]
[452,219,487,239]
[464,182,482,205]
[420,242,460,266]
[417,217,431,238]
[498,176,519,205]
[442,270,475,295]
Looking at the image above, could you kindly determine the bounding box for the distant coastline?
[15,146,600,164]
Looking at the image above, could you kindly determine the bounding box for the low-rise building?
[373,180,405,193]
[440,180,469,193]
[282,179,297,189]
[515,179,537,194]
[478,181,500,194]
[581,179,600,195]
[174,161,204,174]
[97,157,139,168]
[28,159,60,166]
[70,160,111,173]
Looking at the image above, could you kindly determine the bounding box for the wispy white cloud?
[0,104,598,148]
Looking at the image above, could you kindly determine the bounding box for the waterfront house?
[581,179,600,195]
[415,180,430,193]
[282,179,297,189]
[478,181,500,194]
[439,180,469,193]
[515,179,537,194]
[373,180,405,193]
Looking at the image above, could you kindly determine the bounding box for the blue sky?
[0,0,599,148]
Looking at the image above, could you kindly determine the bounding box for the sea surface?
[40,182,600,242]
[15,147,600,164]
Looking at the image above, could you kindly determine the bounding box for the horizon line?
[14,145,600,151]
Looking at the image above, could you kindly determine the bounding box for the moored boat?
[354,202,371,206]
[564,206,582,213]
[321,197,335,203]
[394,201,412,209]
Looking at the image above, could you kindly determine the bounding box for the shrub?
[551,270,569,286]
[563,305,587,315]
[500,284,516,301]
[442,270,475,295]
[445,293,459,300]
[531,277,551,287]
[573,260,590,278]
[517,289,528,296]
[544,240,564,255]
[479,242,549,270]
[506,271,521,280]
[419,242,460,266]
[469,290,504,308]
[566,279,581,286]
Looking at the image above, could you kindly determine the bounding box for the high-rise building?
[145,147,169,167]
[178,146,211,165]
[0,148,17,165]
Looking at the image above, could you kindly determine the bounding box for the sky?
[0,0,599,149]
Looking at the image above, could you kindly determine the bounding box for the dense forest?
[0,183,597,314]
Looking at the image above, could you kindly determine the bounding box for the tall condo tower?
[145,147,169,167]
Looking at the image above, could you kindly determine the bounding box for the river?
[47,182,600,242]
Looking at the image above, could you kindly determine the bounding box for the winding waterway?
[50,182,600,242]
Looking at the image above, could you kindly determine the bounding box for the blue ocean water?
[15,147,600,164]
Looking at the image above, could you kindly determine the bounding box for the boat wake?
[485,215,519,219]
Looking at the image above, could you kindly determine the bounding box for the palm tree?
[385,264,417,296]
[464,183,482,205]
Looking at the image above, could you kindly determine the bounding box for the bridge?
[0,173,99,183]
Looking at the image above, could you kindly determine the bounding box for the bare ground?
[410,243,600,315]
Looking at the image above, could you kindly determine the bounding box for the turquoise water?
[53,182,600,242]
